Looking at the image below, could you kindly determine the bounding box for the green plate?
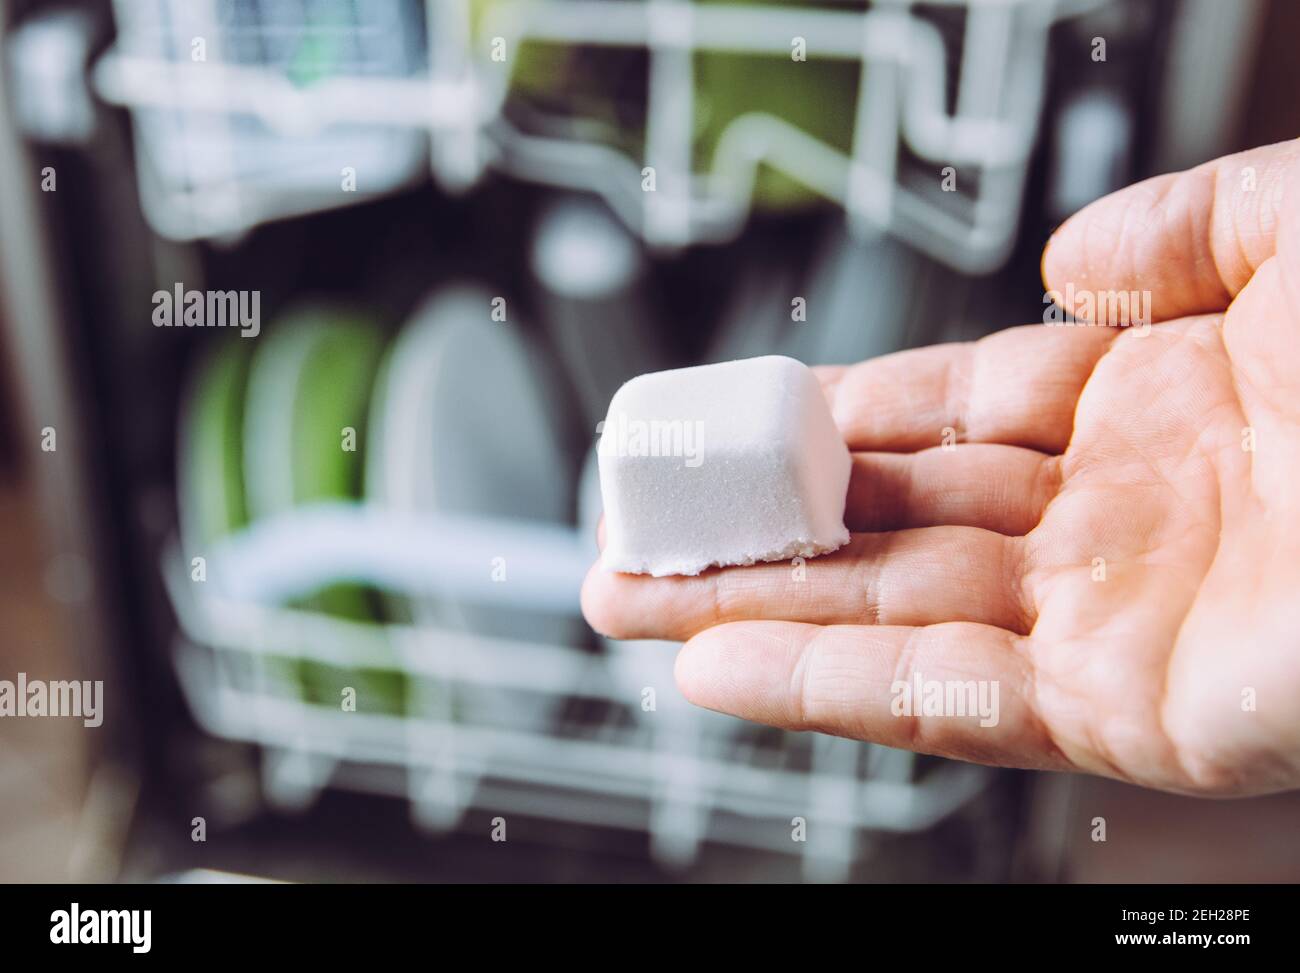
[179,341,251,548]
[180,339,304,702]
[243,307,404,716]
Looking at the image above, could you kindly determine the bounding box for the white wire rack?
[163,502,991,880]
[94,0,1108,270]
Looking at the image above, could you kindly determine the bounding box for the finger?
[593,439,1058,554]
[1219,149,1300,465]
[847,445,1060,536]
[582,527,1032,641]
[595,444,1061,542]
[814,364,850,413]
[813,324,1117,454]
[674,620,1070,772]
[1042,138,1300,324]
[600,447,1066,546]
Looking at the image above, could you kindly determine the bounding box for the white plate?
[369,285,581,731]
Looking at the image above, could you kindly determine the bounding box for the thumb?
[1041,138,1300,325]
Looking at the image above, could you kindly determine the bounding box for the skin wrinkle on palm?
[582,137,1300,798]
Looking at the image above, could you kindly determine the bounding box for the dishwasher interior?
[0,0,1288,883]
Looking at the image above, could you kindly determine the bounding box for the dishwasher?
[0,0,1265,883]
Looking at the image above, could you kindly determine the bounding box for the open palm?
[583,139,1300,796]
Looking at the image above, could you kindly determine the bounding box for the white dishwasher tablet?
[598,355,852,577]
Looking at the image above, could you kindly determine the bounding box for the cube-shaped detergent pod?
[598,355,852,577]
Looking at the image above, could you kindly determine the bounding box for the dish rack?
[163,501,991,880]
[94,0,1107,271]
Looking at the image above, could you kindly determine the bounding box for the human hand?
[582,138,1300,796]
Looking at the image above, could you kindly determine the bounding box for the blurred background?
[1,0,1298,884]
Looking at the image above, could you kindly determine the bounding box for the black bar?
[0,883,1283,958]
